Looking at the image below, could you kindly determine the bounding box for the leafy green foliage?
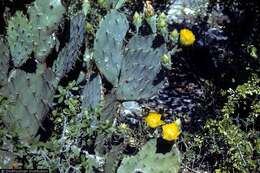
[182,76,260,173]
[0,81,106,171]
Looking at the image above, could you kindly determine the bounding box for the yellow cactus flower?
[162,121,181,141]
[179,28,196,46]
[145,112,165,128]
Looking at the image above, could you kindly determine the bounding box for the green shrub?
[182,76,260,173]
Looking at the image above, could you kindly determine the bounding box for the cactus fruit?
[0,38,9,87]
[81,74,103,110]
[116,35,165,100]
[53,13,86,80]
[28,0,65,61]
[94,10,129,86]
[118,139,181,173]
[1,65,57,141]
[6,11,33,67]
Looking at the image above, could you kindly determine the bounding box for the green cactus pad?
[116,36,165,100]
[6,0,65,66]
[94,10,129,86]
[53,13,86,80]
[100,90,119,122]
[81,74,103,110]
[1,65,57,141]
[118,139,181,173]
[6,11,33,67]
[0,38,9,87]
[112,0,126,9]
[104,144,124,173]
[28,0,65,61]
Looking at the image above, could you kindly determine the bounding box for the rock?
[119,101,143,125]
[167,0,209,24]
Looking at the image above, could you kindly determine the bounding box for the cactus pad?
[6,11,33,67]
[116,35,165,100]
[53,13,86,80]
[1,65,57,141]
[118,139,181,173]
[6,0,65,66]
[81,74,103,110]
[28,0,65,61]
[94,10,129,86]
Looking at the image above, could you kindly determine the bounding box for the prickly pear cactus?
[94,10,129,86]
[98,0,126,9]
[53,13,86,80]
[0,38,9,87]
[104,144,124,173]
[6,11,33,67]
[110,0,126,9]
[28,0,65,61]
[6,0,65,67]
[81,74,103,110]
[118,139,181,173]
[116,35,165,100]
[94,11,165,101]
[101,91,120,122]
[1,65,58,141]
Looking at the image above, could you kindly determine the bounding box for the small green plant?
[0,81,109,171]
[182,76,260,173]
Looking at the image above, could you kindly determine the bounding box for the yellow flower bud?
[145,112,165,128]
[162,122,181,141]
[179,28,196,46]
